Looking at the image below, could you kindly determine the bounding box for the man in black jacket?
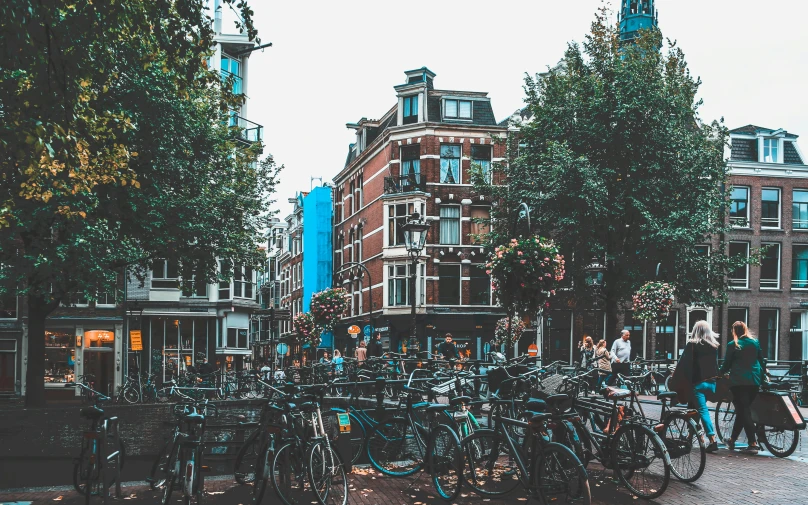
[437,333,459,360]
[370,333,384,358]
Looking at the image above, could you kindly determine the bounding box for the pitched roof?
[729,124,798,139]
[784,141,804,165]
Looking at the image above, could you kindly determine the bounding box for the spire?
[619,0,658,43]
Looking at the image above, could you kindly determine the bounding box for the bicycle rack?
[101,417,123,503]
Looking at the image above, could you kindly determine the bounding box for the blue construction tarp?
[302,187,333,348]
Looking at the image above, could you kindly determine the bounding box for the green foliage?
[473,7,757,316]
[632,281,675,322]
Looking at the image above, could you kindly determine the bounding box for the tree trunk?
[25,296,51,407]
[605,295,621,342]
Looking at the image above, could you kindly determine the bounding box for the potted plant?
[632,281,675,322]
[310,287,350,331]
[492,316,527,348]
[293,312,322,349]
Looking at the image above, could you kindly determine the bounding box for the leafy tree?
[0,0,279,406]
[473,8,756,345]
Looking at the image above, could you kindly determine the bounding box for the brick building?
[278,194,305,342]
[331,67,510,358]
[722,124,808,361]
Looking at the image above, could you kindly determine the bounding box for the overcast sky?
[233,0,808,218]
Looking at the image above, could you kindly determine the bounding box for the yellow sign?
[347,325,361,335]
[130,330,143,351]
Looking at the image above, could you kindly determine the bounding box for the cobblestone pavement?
[2,442,807,505]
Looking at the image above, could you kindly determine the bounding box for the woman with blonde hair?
[682,320,721,452]
[594,339,611,390]
[718,321,765,453]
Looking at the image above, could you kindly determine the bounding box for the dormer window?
[763,138,779,163]
[403,95,419,125]
[443,99,472,120]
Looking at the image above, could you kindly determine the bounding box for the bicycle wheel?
[308,441,348,505]
[662,413,705,482]
[252,440,273,505]
[427,425,463,502]
[122,385,140,404]
[162,447,180,505]
[715,401,747,445]
[271,442,309,505]
[461,429,521,497]
[532,442,591,505]
[759,426,800,458]
[611,424,670,499]
[234,431,260,484]
[72,448,93,495]
[366,418,422,476]
[149,440,173,489]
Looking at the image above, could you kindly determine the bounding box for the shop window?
[44,330,74,385]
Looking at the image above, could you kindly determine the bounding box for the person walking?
[670,320,720,453]
[579,335,595,370]
[719,321,765,454]
[355,340,367,363]
[333,349,344,375]
[609,330,632,385]
[370,333,384,358]
[594,339,612,390]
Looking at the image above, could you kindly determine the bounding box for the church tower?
[618,0,659,43]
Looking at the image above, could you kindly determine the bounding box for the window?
[356,173,364,208]
[219,260,231,299]
[443,99,472,119]
[220,54,242,95]
[727,308,748,338]
[0,291,16,319]
[439,206,460,245]
[349,230,355,263]
[97,290,117,306]
[227,328,248,348]
[471,145,492,183]
[233,265,254,299]
[763,138,779,163]
[356,228,363,262]
[440,145,460,184]
[759,309,779,360]
[151,259,179,289]
[401,146,421,183]
[438,264,461,305]
[388,202,424,246]
[792,245,808,289]
[349,181,355,215]
[760,243,780,289]
[761,188,780,228]
[729,187,749,226]
[793,190,808,230]
[470,265,491,305]
[470,207,491,244]
[728,242,749,288]
[388,264,412,306]
[403,95,418,124]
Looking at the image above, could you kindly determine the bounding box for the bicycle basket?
[487,365,529,396]
[532,373,566,399]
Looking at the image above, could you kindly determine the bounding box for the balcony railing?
[384,174,426,194]
[230,115,263,145]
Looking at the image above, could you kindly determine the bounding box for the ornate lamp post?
[401,212,430,356]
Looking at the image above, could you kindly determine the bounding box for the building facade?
[723,124,808,361]
[332,68,509,358]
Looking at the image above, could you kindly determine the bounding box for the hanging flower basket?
[492,316,526,348]
[293,312,322,348]
[632,281,675,322]
[310,287,350,331]
[486,236,565,315]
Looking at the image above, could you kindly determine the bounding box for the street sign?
[348,325,361,336]
[527,343,539,357]
[129,330,143,351]
[276,343,289,355]
[363,325,372,337]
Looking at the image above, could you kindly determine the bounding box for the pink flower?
[520,260,526,264]
[486,270,491,275]
[517,251,523,256]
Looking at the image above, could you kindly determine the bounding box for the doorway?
[83,349,114,397]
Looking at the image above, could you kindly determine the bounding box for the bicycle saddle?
[604,387,632,400]
[183,411,206,424]
[530,412,553,423]
[657,391,678,402]
[426,403,449,412]
[525,398,547,413]
[80,406,105,420]
[545,394,571,407]
[449,395,472,407]
[298,402,319,413]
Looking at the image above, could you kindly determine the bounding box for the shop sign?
[363,325,372,337]
[276,343,289,355]
[348,325,361,336]
[374,326,390,333]
[130,330,143,351]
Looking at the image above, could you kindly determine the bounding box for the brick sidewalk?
[2,445,806,505]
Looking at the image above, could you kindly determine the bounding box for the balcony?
[230,115,263,145]
[384,174,426,194]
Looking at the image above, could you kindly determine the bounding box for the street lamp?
[401,212,430,356]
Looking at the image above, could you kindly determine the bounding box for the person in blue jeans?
[682,320,720,453]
